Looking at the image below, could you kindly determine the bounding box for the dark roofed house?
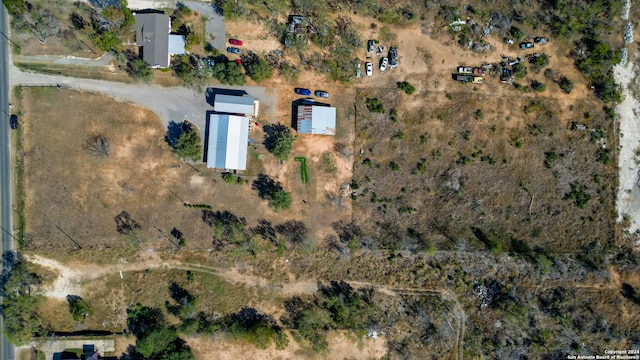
[135,12,178,68]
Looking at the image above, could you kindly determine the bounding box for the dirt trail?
[26,254,468,358]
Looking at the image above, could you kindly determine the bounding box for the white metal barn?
[206,114,250,170]
[214,94,256,116]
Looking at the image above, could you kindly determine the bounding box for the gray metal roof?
[214,94,256,115]
[135,13,170,68]
[297,105,336,135]
[207,114,250,170]
[168,34,186,55]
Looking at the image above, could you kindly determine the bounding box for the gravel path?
[15,53,114,67]
[615,0,640,245]
[615,60,640,238]
[10,64,275,132]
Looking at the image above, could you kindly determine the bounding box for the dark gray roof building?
[134,13,171,68]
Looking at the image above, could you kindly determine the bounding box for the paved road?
[0,3,15,360]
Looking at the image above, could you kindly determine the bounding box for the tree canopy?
[212,62,246,85]
[1,258,46,345]
[174,124,202,162]
[263,124,294,160]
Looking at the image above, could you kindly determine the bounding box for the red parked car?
[235,59,242,65]
[229,39,243,46]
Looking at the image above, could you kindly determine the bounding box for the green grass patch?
[294,156,309,184]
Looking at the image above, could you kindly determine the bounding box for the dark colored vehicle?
[226,47,241,54]
[452,74,473,82]
[314,90,329,98]
[519,42,534,49]
[534,37,548,44]
[295,88,312,96]
[367,40,375,53]
[500,67,513,83]
[229,39,243,46]
[9,114,17,129]
[388,47,398,67]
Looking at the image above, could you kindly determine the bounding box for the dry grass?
[20,86,353,260]
[352,85,617,254]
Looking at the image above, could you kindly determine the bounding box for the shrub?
[128,58,153,82]
[201,210,248,244]
[83,134,110,157]
[67,295,93,322]
[366,98,385,113]
[544,150,558,168]
[559,77,574,94]
[531,80,547,92]
[222,172,242,184]
[397,81,416,95]
[389,161,400,171]
[565,183,591,209]
[389,108,398,122]
[596,148,611,164]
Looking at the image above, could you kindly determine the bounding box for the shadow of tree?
[251,173,283,199]
[114,211,141,235]
[165,121,184,148]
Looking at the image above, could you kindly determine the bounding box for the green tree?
[213,62,246,85]
[136,326,179,358]
[269,189,291,211]
[247,58,273,82]
[174,125,202,161]
[95,30,123,52]
[252,174,292,212]
[127,304,195,360]
[263,124,294,160]
[1,259,46,345]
